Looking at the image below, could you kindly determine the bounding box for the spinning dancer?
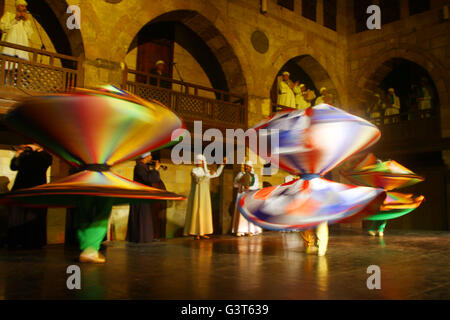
[238,105,387,256]
[1,86,185,263]
[184,155,226,240]
[341,153,424,237]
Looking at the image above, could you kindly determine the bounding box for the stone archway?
[127,10,247,95]
[27,0,84,58]
[356,46,449,137]
[270,54,341,107]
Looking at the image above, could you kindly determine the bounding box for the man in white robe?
[0,0,33,61]
[232,161,263,237]
[366,93,384,126]
[184,154,226,240]
[293,83,310,110]
[416,77,433,118]
[277,71,296,108]
[315,87,332,105]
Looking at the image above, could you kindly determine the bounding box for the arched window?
[302,0,317,21]
[354,0,374,33]
[323,0,337,31]
[277,0,294,11]
[380,0,401,25]
[409,0,430,15]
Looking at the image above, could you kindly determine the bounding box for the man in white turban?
[293,82,310,110]
[150,59,171,89]
[315,87,332,105]
[277,71,296,108]
[232,160,263,236]
[184,154,227,240]
[0,0,33,61]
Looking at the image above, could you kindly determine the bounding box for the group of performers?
[0,84,425,264]
[277,71,333,110]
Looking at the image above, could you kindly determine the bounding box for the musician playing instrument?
[232,161,263,237]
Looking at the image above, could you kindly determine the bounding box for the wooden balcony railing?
[0,41,83,94]
[122,66,247,129]
[271,102,444,154]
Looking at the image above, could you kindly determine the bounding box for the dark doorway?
[129,21,229,93]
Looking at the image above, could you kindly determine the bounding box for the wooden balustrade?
[122,66,247,129]
[0,40,83,95]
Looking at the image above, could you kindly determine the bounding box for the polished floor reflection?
[0,230,449,299]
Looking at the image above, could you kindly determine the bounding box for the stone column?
[337,0,355,34]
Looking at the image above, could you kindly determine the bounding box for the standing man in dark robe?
[149,60,172,89]
[7,143,52,249]
[127,152,166,243]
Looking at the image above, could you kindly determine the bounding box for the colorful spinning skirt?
[238,104,386,230]
[1,85,185,206]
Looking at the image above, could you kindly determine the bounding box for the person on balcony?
[367,93,384,126]
[184,154,226,240]
[0,0,33,61]
[149,60,171,89]
[277,71,296,109]
[315,87,333,105]
[293,82,310,110]
[384,88,401,124]
[416,77,433,118]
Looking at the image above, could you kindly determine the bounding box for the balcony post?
[77,54,85,88]
[120,61,128,90]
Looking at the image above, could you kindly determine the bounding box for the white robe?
[384,95,401,116]
[232,171,263,235]
[0,12,33,61]
[277,80,296,108]
[183,163,224,236]
[417,86,432,110]
[293,85,310,110]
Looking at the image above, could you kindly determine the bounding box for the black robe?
[149,68,172,89]
[126,162,165,243]
[7,149,52,249]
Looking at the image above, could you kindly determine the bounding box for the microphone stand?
[173,62,185,93]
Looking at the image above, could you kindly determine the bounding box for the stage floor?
[0,230,449,300]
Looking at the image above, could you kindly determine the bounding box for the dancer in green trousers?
[76,197,114,263]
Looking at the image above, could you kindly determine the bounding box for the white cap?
[16,0,27,6]
[155,60,165,66]
[320,87,327,93]
[282,71,290,76]
[244,160,253,168]
[140,152,151,159]
[196,154,206,162]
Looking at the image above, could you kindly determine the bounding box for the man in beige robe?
[293,83,310,110]
[315,87,333,105]
[277,71,296,108]
[184,154,226,240]
[0,0,33,61]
